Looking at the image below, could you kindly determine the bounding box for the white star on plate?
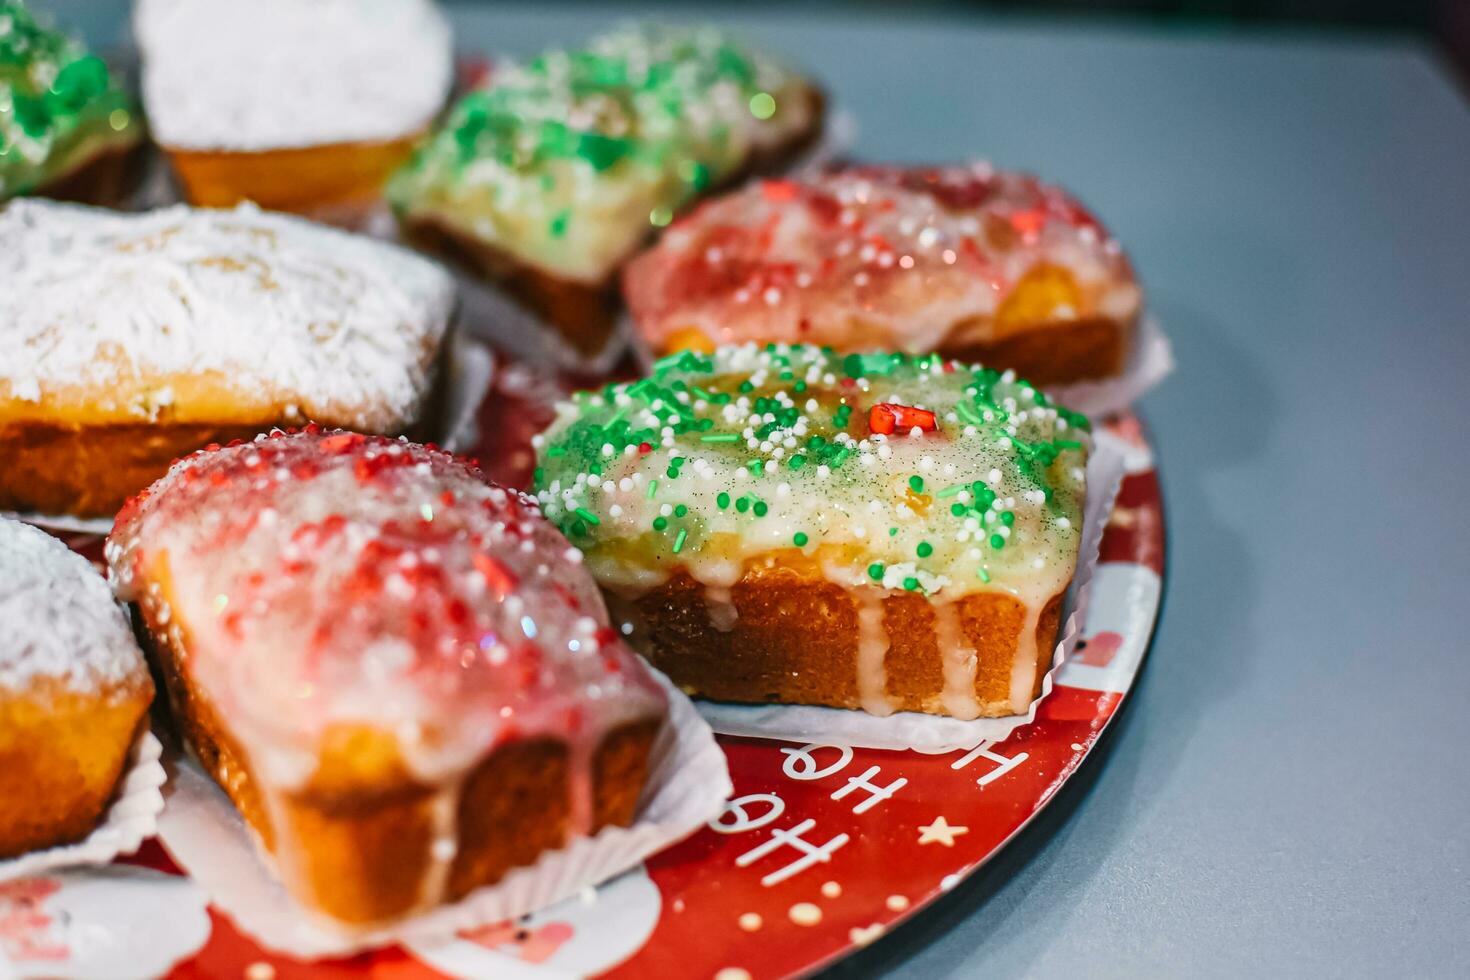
[917,816,969,846]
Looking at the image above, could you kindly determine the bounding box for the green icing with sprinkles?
[533,344,1090,599]
[387,25,814,283]
[0,0,139,201]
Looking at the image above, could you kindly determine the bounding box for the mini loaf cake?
[0,199,455,517]
[0,0,142,204]
[0,518,153,860]
[624,164,1141,385]
[533,344,1090,719]
[389,25,824,356]
[134,0,453,214]
[107,429,667,926]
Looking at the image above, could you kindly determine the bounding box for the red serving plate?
[1,349,1165,980]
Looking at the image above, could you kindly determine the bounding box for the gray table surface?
[57,2,1470,977]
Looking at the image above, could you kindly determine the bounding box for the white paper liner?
[695,430,1129,752]
[1,333,496,537]
[0,730,166,882]
[1047,313,1173,419]
[153,669,731,959]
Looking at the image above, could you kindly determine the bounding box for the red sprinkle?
[868,403,938,436]
[637,442,653,455]
[761,179,800,202]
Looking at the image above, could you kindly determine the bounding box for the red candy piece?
[868,403,938,436]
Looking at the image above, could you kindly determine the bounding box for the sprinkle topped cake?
[390,25,821,285]
[0,0,141,202]
[624,164,1141,385]
[109,428,666,923]
[533,344,1090,718]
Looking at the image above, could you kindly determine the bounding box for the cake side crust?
[0,678,151,860]
[135,560,660,925]
[628,564,1069,719]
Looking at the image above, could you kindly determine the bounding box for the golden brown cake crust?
[166,137,420,214]
[34,141,144,209]
[626,565,1066,717]
[0,679,152,860]
[0,420,276,518]
[940,314,1134,387]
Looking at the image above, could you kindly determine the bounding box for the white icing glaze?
[853,588,892,716]
[625,163,1141,356]
[0,517,147,697]
[134,0,453,151]
[704,584,739,632]
[106,430,666,793]
[932,602,980,719]
[0,199,454,431]
[1007,600,1045,714]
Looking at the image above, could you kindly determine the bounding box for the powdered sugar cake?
[0,199,455,516]
[134,0,453,212]
[0,518,153,859]
[533,344,1090,719]
[107,428,666,927]
[624,164,1141,385]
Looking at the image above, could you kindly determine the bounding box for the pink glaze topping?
[106,427,666,790]
[624,162,1141,355]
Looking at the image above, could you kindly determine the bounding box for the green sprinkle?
[903,577,921,592]
[753,501,769,517]
[978,567,992,583]
[793,532,809,547]
[645,479,659,500]
[950,502,967,517]
[1000,511,1015,526]
[990,533,1006,550]
[572,507,600,526]
[868,562,885,581]
[788,454,806,470]
[908,475,925,493]
[736,497,750,513]
[652,516,668,531]
[665,466,680,479]
[649,205,674,227]
[546,446,567,457]
[672,528,688,552]
[748,91,776,119]
[716,491,731,509]
[917,541,933,558]
[701,433,739,443]
[674,504,688,517]
[937,484,964,498]
[888,527,898,537]
[549,209,571,237]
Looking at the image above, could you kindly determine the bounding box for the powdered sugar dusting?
[0,518,147,695]
[135,0,453,151]
[0,200,455,432]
